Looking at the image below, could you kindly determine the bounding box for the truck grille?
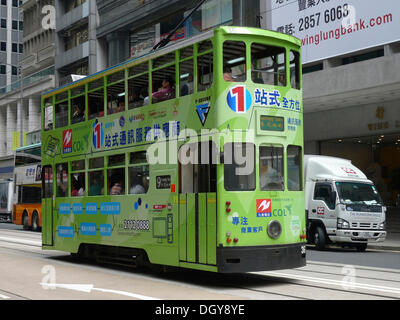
[351,222,378,229]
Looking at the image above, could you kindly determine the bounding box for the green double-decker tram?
[41,26,306,273]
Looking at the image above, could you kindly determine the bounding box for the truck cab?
[304,155,386,251]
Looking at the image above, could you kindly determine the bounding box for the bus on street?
[12,143,42,231]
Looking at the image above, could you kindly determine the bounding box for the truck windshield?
[335,182,382,206]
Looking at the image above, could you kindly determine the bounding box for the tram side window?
[198,53,213,91]
[179,142,217,193]
[56,163,68,197]
[55,101,68,129]
[107,80,126,115]
[88,157,104,196]
[259,146,284,191]
[42,166,53,198]
[224,143,255,192]
[129,151,149,194]
[152,64,176,104]
[44,99,53,131]
[180,59,194,97]
[88,88,104,119]
[71,160,85,197]
[71,94,86,124]
[223,41,246,82]
[251,43,286,86]
[107,154,125,195]
[128,73,149,109]
[287,145,302,191]
[290,51,301,90]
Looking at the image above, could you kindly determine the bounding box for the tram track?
[0,229,399,300]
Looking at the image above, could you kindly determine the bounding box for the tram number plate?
[156,175,171,189]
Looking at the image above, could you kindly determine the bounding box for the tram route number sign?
[156,175,171,189]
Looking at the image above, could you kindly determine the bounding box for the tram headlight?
[267,220,282,239]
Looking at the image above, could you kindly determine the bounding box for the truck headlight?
[379,222,385,230]
[337,218,350,229]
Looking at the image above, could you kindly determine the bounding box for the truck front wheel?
[314,226,326,250]
[355,243,367,252]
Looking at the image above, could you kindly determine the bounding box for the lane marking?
[39,283,159,300]
[0,236,41,247]
[261,271,400,296]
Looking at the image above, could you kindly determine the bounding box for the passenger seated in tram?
[130,174,146,194]
[72,105,85,124]
[152,76,175,102]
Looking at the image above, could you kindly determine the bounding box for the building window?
[0,42,6,51]
[12,66,18,76]
[1,19,6,28]
[12,0,18,7]
[12,20,18,30]
[0,65,5,74]
[12,43,18,53]
[1,0,6,6]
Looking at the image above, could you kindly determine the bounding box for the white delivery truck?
[304,155,386,252]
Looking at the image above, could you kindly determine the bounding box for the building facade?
[54,0,102,86]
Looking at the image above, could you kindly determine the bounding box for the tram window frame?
[71,93,86,125]
[108,168,125,196]
[129,151,149,195]
[55,99,68,129]
[179,58,194,97]
[198,40,212,53]
[88,87,105,119]
[180,45,193,60]
[251,43,286,86]
[70,170,85,197]
[287,145,302,191]
[42,165,53,198]
[259,145,284,191]
[88,157,104,196]
[151,64,176,104]
[56,163,68,198]
[290,50,301,90]
[197,52,213,92]
[128,72,149,110]
[44,97,53,131]
[107,76,126,115]
[89,157,104,169]
[223,41,247,83]
[108,154,126,167]
[107,154,126,196]
[224,143,255,192]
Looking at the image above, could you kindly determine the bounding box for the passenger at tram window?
[130,174,146,194]
[180,73,193,96]
[89,173,103,196]
[152,76,175,103]
[71,176,84,197]
[223,67,234,82]
[141,87,149,106]
[72,105,85,124]
[115,96,125,113]
[110,176,124,195]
